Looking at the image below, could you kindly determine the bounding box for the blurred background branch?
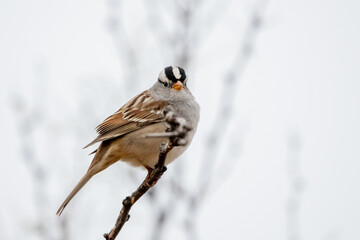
[10,64,70,240]
[286,133,304,240]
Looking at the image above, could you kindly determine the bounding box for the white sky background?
[1,0,360,240]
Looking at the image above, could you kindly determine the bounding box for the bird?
[56,66,200,216]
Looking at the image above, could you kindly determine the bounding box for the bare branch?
[103,108,191,240]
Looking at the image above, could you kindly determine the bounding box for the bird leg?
[144,166,154,187]
[144,165,167,187]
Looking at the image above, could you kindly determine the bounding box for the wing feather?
[84,91,168,148]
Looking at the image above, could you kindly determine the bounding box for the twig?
[103,107,191,240]
[103,144,170,240]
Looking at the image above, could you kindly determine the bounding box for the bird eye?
[164,82,168,87]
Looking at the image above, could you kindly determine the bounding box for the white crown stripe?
[172,67,181,80]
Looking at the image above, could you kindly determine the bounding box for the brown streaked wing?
[83,91,168,149]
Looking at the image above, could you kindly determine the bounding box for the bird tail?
[56,171,93,216]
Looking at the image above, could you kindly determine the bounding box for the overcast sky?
[1,0,360,240]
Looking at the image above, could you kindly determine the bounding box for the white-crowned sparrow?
[57,66,200,215]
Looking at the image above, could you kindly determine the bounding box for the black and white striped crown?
[164,66,186,82]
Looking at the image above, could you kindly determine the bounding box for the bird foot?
[144,166,167,187]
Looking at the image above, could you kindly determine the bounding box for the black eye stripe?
[158,78,169,87]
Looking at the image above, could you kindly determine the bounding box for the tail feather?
[56,172,93,216]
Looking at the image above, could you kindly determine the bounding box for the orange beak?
[173,80,183,90]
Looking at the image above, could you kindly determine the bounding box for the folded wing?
[84,90,168,148]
